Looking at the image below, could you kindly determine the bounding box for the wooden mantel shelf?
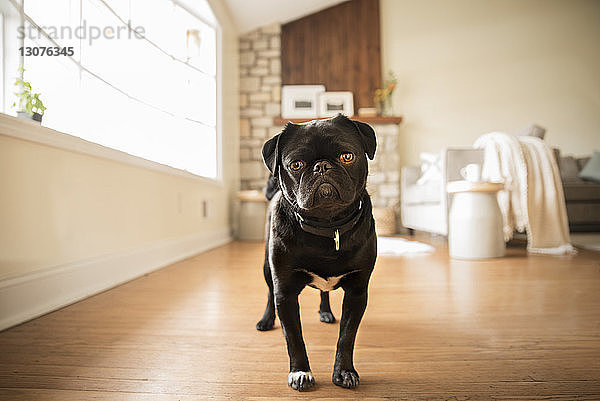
[273,116,403,125]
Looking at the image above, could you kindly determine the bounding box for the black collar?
[294,200,363,251]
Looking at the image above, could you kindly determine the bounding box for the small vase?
[376,100,384,116]
[383,96,393,116]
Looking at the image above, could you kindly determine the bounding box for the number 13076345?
[19,46,74,56]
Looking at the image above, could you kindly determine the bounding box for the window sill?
[0,113,223,186]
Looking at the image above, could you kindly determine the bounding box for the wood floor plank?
[0,238,599,399]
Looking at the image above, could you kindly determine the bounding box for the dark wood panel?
[281,0,382,111]
[273,116,403,125]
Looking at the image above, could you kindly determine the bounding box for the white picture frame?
[281,85,326,118]
[318,91,354,117]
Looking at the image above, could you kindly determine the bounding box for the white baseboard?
[0,229,231,331]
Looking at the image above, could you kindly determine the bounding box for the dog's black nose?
[313,160,333,174]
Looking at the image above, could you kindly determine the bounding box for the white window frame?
[0,0,224,184]
[177,0,224,182]
[1,0,24,115]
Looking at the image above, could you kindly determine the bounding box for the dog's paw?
[332,369,359,389]
[319,310,336,323]
[255,317,275,331]
[288,371,315,391]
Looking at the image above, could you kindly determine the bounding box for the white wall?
[0,0,239,330]
[210,0,241,233]
[381,0,600,166]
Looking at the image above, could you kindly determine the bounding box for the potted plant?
[13,68,46,124]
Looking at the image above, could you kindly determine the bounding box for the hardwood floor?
[1,238,599,400]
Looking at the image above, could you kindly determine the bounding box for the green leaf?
[13,67,46,116]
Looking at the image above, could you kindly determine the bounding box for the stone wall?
[367,124,400,209]
[238,24,282,191]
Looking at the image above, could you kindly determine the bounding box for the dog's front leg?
[332,285,368,389]
[275,291,315,391]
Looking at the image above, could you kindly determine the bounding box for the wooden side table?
[447,181,505,259]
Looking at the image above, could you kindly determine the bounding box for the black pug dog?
[256,114,377,391]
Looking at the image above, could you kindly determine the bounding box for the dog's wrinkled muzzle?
[317,183,335,198]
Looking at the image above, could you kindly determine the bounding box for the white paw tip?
[287,371,315,390]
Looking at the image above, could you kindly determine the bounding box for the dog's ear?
[332,114,377,160]
[352,119,377,160]
[262,133,280,174]
[262,122,295,174]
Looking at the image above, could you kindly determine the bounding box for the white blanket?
[474,132,575,255]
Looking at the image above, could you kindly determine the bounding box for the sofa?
[401,147,600,235]
[557,153,600,232]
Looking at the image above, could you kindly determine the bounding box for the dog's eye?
[289,160,305,171]
[339,153,354,163]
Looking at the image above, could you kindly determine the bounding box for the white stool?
[447,181,505,259]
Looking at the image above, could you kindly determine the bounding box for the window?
[5,0,219,178]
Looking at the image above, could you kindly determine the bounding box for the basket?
[373,207,396,236]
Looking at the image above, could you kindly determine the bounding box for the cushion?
[516,124,546,139]
[559,156,583,182]
[578,157,591,171]
[579,151,600,183]
[416,152,442,185]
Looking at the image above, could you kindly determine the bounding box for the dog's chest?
[300,269,357,291]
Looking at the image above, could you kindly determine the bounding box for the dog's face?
[262,114,376,215]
